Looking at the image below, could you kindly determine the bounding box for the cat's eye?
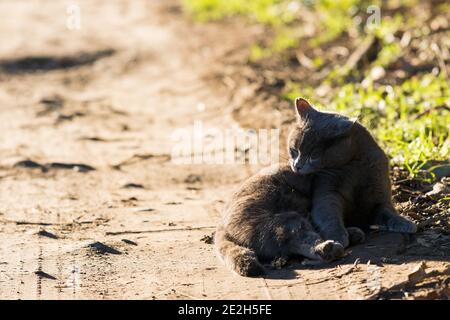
[310,149,321,161]
[309,157,320,164]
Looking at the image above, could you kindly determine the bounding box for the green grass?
[182,0,405,49]
[249,28,300,61]
[183,0,365,50]
[182,0,297,25]
[308,0,363,46]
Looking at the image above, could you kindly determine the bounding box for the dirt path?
[0,0,448,300]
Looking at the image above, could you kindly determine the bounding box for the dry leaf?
[407,261,427,285]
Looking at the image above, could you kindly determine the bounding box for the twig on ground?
[105,225,215,236]
[111,153,170,170]
[0,219,56,226]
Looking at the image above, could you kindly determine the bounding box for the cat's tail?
[215,228,265,277]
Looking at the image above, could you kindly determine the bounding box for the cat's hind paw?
[387,217,418,234]
[347,227,366,245]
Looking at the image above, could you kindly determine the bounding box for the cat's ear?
[294,97,315,119]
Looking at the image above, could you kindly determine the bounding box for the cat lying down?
[215,98,417,277]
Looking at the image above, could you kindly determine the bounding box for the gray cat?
[215,98,417,277]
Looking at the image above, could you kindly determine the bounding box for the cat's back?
[352,124,391,195]
[220,163,313,226]
[231,163,312,200]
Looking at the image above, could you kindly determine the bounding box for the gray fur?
[215,164,354,277]
[289,98,417,247]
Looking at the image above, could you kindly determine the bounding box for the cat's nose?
[297,163,314,174]
[290,162,300,173]
[291,163,302,173]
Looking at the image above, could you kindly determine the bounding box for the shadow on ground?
[263,231,450,280]
[0,49,115,74]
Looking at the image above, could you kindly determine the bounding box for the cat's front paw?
[314,240,345,262]
[329,232,349,248]
[321,228,350,248]
[387,217,418,234]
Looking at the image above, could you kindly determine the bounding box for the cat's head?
[288,98,357,174]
